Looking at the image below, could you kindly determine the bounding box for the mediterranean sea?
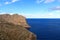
[27,19,60,40]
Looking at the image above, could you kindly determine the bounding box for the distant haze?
[0,0,60,18]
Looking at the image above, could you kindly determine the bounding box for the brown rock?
[0,14,30,28]
[0,21,36,40]
[0,14,36,40]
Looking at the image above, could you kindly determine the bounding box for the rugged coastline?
[0,14,30,28]
[0,14,36,40]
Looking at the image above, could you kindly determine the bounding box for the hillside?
[0,22,36,40]
[0,14,36,40]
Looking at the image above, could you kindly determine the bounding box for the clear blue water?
[26,19,60,40]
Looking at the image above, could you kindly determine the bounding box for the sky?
[0,0,60,18]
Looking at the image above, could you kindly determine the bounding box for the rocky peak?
[0,14,30,28]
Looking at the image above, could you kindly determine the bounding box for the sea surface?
[26,19,60,40]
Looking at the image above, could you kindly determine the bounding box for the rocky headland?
[0,14,30,28]
[0,14,36,40]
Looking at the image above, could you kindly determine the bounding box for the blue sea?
[26,19,60,40]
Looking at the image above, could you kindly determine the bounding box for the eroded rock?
[0,14,36,40]
[0,14,30,28]
[0,22,36,40]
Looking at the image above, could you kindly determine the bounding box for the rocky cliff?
[0,14,30,28]
[0,14,36,40]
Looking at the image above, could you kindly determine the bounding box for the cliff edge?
[0,14,36,40]
[0,14,30,28]
[0,21,36,40]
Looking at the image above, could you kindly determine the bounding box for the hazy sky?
[0,0,60,18]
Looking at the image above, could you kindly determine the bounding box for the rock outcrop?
[0,21,36,40]
[0,14,36,40]
[0,14,30,28]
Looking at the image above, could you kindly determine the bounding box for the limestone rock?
[0,14,36,40]
[0,14,30,28]
[0,22,36,40]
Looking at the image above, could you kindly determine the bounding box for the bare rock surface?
[0,14,30,28]
[0,14,36,40]
[0,22,36,40]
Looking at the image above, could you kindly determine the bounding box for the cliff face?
[0,14,30,28]
[0,14,36,40]
[0,22,36,40]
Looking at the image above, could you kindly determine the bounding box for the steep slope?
[0,17,36,40]
[0,22,36,40]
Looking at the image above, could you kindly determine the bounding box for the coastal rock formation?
[0,14,30,28]
[0,21,36,40]
[0,14,36,40]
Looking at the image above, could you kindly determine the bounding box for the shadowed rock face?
[0,14,30,28]
[0,22,36,40]
[0,14,36,40]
